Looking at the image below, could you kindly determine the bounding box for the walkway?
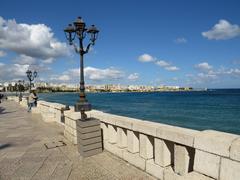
[0,101,155,180]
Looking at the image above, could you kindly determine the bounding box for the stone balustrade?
[7,96,240,180]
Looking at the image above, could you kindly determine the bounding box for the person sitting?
[27,88,38,112]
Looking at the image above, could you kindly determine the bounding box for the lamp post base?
[77,117,103,157]
[74,101,91,112]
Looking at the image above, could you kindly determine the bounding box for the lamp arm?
[28,75,35,82]
[84,42,93,54]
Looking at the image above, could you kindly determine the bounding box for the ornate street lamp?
[26,70,37,92]
[64,17,99,119]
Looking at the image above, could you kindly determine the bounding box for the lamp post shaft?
[80,45,87,119]
[80,38,85,100]
[80,53,85,99]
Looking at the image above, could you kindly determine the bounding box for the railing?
[7,96,240,180]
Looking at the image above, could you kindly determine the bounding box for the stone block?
[73,136,77,144]
[117,127,127,148]
[127,130,139,153]
[54,111,62,123]
[72,128,77,137]
[78,130,101,140]
[155,138,173,167]
[78,136,102,146]
[76,117,103,157]
[139,134,153,159]
[133,120,157,136]
[108,125,117,144]
[174,144,190,176]
[230,137,240,161]
[156,125,197,147]
[64,111,81,120]
[194,130,239,157]
[95,112,116,125]
[77,125,100,133]
[220,158,240,180]
[146,159,164,179]
[194,149,220,179]
[64,130,77,145]
[42,113,55,122]
[115,116,133,129]
[164,167,215,180]
[87,110,106,122]
[104,141,124,158]
[123,150,146,170]
[100,123,108,141]
[77,118,100,128]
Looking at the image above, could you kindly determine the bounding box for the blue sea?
[39,89,240,135]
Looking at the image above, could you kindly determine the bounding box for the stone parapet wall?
[86,110,240,180]
[7,96,240,180]
[8,96,66,125]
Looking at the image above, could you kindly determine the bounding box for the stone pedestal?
[77,117,103,157]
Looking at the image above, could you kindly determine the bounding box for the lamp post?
[64,17,99,119]
[18,80,24,101]
[26,70,37,92]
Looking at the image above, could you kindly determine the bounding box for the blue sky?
[0,0,240,88]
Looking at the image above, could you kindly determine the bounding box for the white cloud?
[128,73,139,81]
[42,58,54,64]
[187,64,240,85]
[51,66,125,82]
[13,54,37,65]
[138,54,155,62]
[202,20,240,40]
[0,16,69,59]
[156,60,180,71]
[155,60,170,67]
[85,67,124,81]
[138,54,180,72]
[0,63,29,81]
[0,50,6,57]
[195,62,212,72]
[197,73,217,80]
[58,75,71,81]
[164,66,180,71]
[216,67,240,76]
[174,37,187,44]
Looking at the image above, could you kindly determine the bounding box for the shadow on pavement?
[0,107,6,114]
[0,143,12,150]
[0,107,17,115]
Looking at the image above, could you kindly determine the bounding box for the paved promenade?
[0,101,155,180]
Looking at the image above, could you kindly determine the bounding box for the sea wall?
[7,96,240,180]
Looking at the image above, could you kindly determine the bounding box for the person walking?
[27,88,38,112]
[0,93,3,103]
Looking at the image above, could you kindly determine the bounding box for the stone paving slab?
[0,101,155,180]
